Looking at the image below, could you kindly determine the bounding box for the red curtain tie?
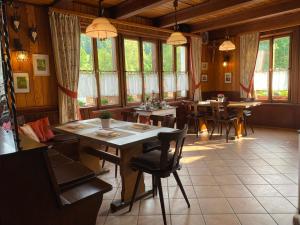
[58,83,78,99]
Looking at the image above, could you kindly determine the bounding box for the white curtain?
[78,73,98,98]
[126,72,142,95]
[144,72,159,94]
[177,72,189,92]
[163,72,176,92]
[240,32,260,98]
[100,72,119,96]
[49,12,80,123]
[190,36,202,101]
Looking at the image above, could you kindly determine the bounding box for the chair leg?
[115,149,119,178]
[173,170,190,208]
[129,171,142,212]
[101,146,109,168]
[152,175,157,197]
[243,117,248,136]
[156,177,167,225]
[194,117,199,137]
[210,122,216,140]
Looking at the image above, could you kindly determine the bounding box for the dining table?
[196,100,262,137]
[54,118,176,212]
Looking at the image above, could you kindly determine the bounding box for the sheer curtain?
[177,72,189,92]
[240,32,260,98]
[144,72,159,94]
[49,12,80,123]
[126,72,142,95]
[78,72,98,98]
[190,36,202,101]
[100,72,119,96]
[163,72,176,92]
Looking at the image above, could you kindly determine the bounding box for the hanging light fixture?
[219,33,236,51]
[86,0,117,40]
[167,0,187,46]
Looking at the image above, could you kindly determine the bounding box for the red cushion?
[28,120,45,142]
[40,117,55,141]
[28,117,54,142]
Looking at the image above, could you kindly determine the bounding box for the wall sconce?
[223,54,230,67]
[11,10,20,32]
[13,39,28,62]
[29,27,38,43]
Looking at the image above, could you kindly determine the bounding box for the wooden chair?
[102,111,139,177]
[240,98,255,136]
[143,115,176,153]
[209,101,238,142]
[129,126,190,225]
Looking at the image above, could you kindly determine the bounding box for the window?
[162,44,176,99]
[97,38,119,105]
[143,41,159,100]
[176,46,188,98]
[162,44,188,99]
[124,38,142,103]
[254,35,290,101]
[78,34,98,107]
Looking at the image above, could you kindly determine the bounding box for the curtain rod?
[48,7,200,38]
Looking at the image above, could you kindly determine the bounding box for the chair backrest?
[210,101,230,120]
[150,115,176,128]
[121,111,139,122]
[157,125,188,171]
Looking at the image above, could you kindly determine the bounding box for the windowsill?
[259,102,299,106]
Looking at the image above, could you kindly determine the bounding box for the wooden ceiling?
[19,0,300,34]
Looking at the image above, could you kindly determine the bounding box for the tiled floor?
[96,128,298,225]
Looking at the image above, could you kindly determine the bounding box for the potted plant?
[99,111,112,129]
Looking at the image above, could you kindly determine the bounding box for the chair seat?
[131,150,173,174]
[143,140,161,153]
[243,110,252,117]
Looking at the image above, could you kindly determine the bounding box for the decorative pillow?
[19,124,40,143]
[28,120,45,142]
[40,117,55,141]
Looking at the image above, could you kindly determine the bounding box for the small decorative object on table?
[99,111,112,129]
[217,93,225,102]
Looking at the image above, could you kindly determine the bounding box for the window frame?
[254,33,292,103]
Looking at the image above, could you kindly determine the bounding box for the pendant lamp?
[86,0,117,40]
[219,34,236,51]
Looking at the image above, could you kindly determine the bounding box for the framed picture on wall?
[201,74,208,82]
[13,73,30,93]
[201,62,208,70]
[225,72,232,84]
[32,54,50,76]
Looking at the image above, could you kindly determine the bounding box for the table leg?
[110,143,150,212]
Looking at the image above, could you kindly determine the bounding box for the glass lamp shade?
[86,17,118,40]
[166,32,187,45]
[16,51,28,61]
[219,40,236,51]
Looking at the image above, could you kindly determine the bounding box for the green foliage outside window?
[124,39,140,71]
[163,44,173,72]
[80,34,93,71]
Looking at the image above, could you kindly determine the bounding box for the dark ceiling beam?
[209,11,300,40]
[191,0,300,33]
[110,0,171,19]
[155,0,254,28]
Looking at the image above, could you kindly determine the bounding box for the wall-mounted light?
[11,8,20,32]
[29,27,38,43]
[223,54,230,67]
[13,39,28,62]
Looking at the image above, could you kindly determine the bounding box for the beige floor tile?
[110,201,140,216]
[284,173,298,183]
[254,166,280,175]
[204,214,241,225]
[168,185,197,199]
[273,165,297,174]
[188,167,211,175]
[246,159,269,167]
[205,160,227,167]
[271,214,294,225]
[238,174,268,184]
[214,175,242,185]
[190,175,217,185]
[256,197,297,213]
[209,166,234,175]
[231,167,257,175]
[220,185,253,197]
[237,214,277,225]
[246,185,281,197]
[286,196,298,208]
[199,198,233,214]
[194,186,224,198]
[138,215,171,225]
[169,198,201,215]
[98,200,111,216]
[171,215,206,225]
[139,198,170,215]
[273,184,298,197]
[224,160,248,167]
[227,198,266,214]
[262,174,294,184]
[167,175,192,186]
[96,216,106,225]
[104,216,138,225]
